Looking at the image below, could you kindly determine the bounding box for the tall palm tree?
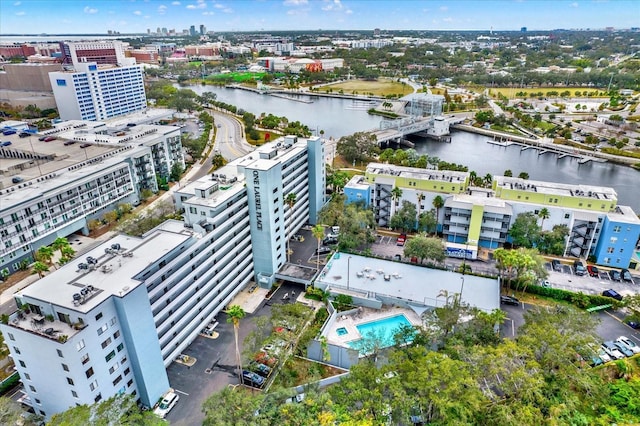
[390,186,403,220]
[36,246,55,269]
[538,208,550,230]
[416,192,425,228]
[285,193,297,262]
[51,237,71,258]
[226,305,246,385]
[432,195,444,235]
[484,173,493,188]
[312,224,325,274]
[59,245,76,266]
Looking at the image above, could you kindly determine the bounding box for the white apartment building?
[0,120,184,276]
[0,135,326,419]
[49,62,147,121]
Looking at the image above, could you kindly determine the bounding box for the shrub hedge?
[515,283,623,309]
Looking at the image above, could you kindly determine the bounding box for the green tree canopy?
[403,234,445,264]
[508,212,541,248]
[336,132,380,164]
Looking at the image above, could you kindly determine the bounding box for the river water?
[185,85,639,212]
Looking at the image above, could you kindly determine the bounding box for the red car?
[396,234,407,246]
[43,136,56,142]
[586,265,599,277]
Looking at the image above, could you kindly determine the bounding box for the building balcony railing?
[6,311,84,343]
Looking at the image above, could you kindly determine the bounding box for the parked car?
[2,129,16,135]
[613,342,634,357]
[248,361,272,377]
[397,233,407,246]
[43,136,55,142]
[1,141,12,147]
[551,259,562,272]
[621,269,633,283]
[394,254,402,261]
[153,390,179,419]
[322,236,338,245]
[331,226,340,234]
[80,143,91,148]
[254,351,278,367]
[616,336,640,354]
[63,140,76,146]
[540,280,551,288]
[241,370,265,388]
[625,320,640,330]
[19,132,30,138]
[595,346,612,363]
[573,260,587,276]
[602,289,623,301]
[11,176,23,184]
[315,246,331,255]
[38,136,47,141]
[586,265,599,277]
[609,270,621,282]
[500,295,520,306]
[601,342,625,360]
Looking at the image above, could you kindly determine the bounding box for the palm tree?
[31,261,50,278]
[51,237,71,258]
[59,245,76,266]
[390,186,403,220]
[226,305,246,385]
[416,192,425,225]
[311,224,325,273]
[432,195,444,235]
[484,173,493,188]
[538,208,550,229]
[285,193,297,262]
[36,246,55,269]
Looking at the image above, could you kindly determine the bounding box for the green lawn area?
[535,120,556,131]
[322,79,412,97]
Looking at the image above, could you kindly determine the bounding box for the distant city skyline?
[0,0,638,35]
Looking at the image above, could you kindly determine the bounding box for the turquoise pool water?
[336,327,348,336]
[348,314,413,350]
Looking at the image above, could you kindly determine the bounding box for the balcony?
[6,311,83,343]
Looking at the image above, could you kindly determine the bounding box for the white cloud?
[186,0,206,9]
[133,10,142,15]
[171,1,181,4]
[439,5,448,11]
[284,0,308,5]
[84,6,98,14]
[144,15,150,18]
[322,0,343,11]
[571,2,579,7]
[13,1,21,5]
[202,11,214,15]
[223,7,232,13]
[214,3,224,8]
[158,5,167,13]
[15,11,25,15]
[443,17,453,22]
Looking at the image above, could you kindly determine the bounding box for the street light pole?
[347,256,352,291]
[459,276,465,305]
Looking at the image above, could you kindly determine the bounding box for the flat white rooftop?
[317,253,500,312]
[366,162,469,184]
[18,224,192,313]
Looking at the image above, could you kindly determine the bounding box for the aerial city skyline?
[1,0,638,35]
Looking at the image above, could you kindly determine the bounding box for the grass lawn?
[322,79,412,97]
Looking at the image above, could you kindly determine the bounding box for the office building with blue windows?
[49,62,147,121]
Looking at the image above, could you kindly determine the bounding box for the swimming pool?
[336,327,348,336]
[348,314,413,350]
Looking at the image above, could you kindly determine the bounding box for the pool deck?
[325,306,422,348]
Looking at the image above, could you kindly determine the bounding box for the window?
[610,237,618,244]
[607,247,614,254]
[124,367,130,376]
[7,333,14,341]
[613,226,621,233]
[13,346,20,355]
[85,367,94,379]
[564,213,570,219]
[101,338,112,349]
[71,390,78,398]
[76,339,85,351]
[116,343,124,352]
[62,364,69,372]
[105,350,116,362]
[67,377,74,386]
[109,363,119,374]
[81,354,90,364]
[95,312,103,321]
[24,373,30,380]
[57,349,64,358]
[110,317,116,326]
[113,375,123,386]
[113,330,120,339]
[19,360,26,368]
[97,323,108,336]
[94,394,102,403]
[89,380,98,391]
[29,385,36,392]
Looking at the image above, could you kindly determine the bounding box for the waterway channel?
[185,84,640,212]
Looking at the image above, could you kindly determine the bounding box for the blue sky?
[1,0,638,34]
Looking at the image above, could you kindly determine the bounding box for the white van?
[331,226,340,234]
[154,390,179,418]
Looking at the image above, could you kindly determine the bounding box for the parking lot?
[164,281,303,425]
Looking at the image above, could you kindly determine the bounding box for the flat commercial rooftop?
[317,253,500,312]
[18,223,193,313]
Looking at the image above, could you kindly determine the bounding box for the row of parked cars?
[595,337,640,365]
[551,259,634,283]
